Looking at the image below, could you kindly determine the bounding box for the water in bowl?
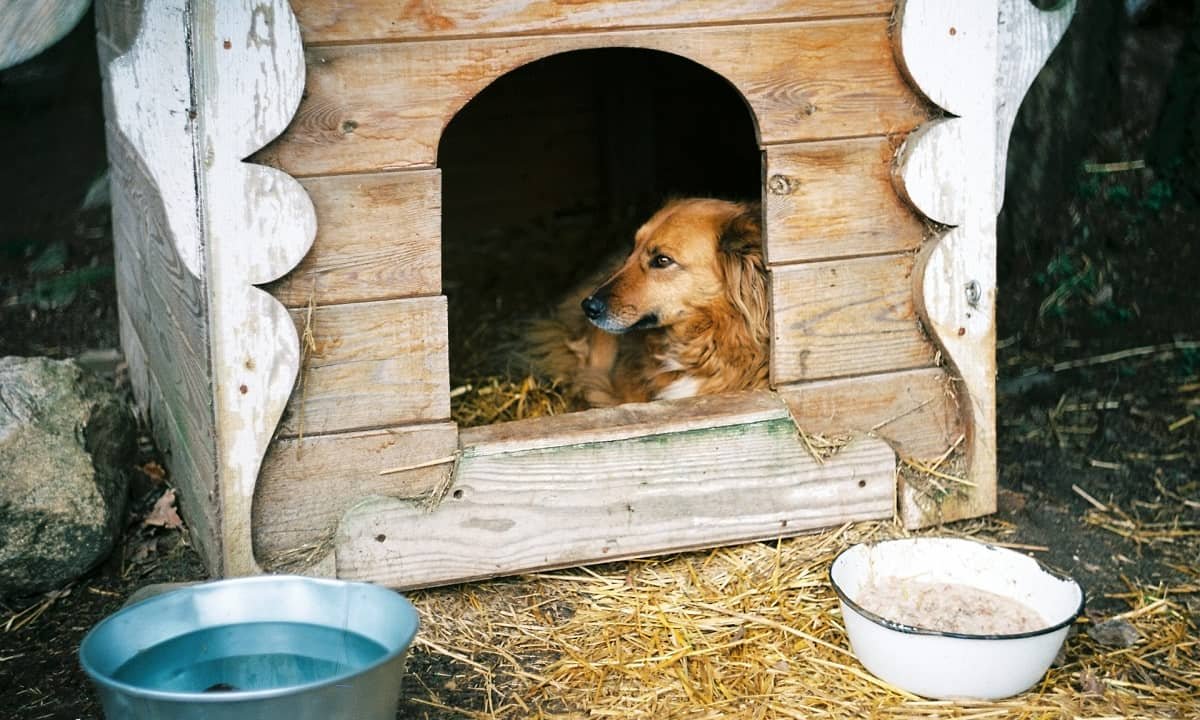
[113,621,388,693]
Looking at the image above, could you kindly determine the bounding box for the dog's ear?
[718,202,763,259]
[716,203,769,347]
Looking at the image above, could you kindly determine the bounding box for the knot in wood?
[768,174,798,196]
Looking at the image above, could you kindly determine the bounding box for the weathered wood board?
[267,170,443,308]
[769,255,938,384]
[100,1,221,571]
[256,18,927,176]
[279,297,451,437]
[253,422,459,561]
[118,302,220,568]
[335,393,896,589]
[889,0,1075,527]
[294,1,894,44]
[0,0,90,70]
[778,367,960,460]
[764,138,928,264]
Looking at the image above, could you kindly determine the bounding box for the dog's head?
[581,198,766,335]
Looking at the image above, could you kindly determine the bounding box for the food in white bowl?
[829,537,1084,700]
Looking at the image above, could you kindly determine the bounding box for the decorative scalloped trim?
[893,0,1072,527]
[191,1,316,575]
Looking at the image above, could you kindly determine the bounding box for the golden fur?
[529,198,769,407]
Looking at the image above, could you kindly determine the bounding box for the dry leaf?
[143,488,183,530]
[138,461,167,485]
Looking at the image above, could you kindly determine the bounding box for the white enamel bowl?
[829,537,1084,700]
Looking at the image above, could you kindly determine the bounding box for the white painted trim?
[894,0,1071,525]
[192,1,316,575]
[106,0,203,277]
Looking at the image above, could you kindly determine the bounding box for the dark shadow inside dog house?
[438,48,763,425]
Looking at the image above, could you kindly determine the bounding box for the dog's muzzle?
[581,294,606,321]
[582,293,658,333]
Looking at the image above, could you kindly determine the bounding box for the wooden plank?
[0,0,90,70]
[108,127,221,572]
[279,297,451,437]
[267,170,442,308]
[116,302,150,420]
[770,255,938,384]
[254,18,927,176]
[777,368,961,460]
[94,0,143,56]
[994,0,1075,206]
[460,390,788,457]
[143,362,222,577]
[118,301,221,573]
[764,138,927,264]
[295,1,894,44]
[892,0,1034,528]
[191,0,317,576]
[335,406,896,589]
[253,422,459,564]
[103,0,223,571]
[103,0,205,277]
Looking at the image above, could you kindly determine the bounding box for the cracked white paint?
[894,0,1072,526]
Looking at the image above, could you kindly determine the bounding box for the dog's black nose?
[581,295,606,320]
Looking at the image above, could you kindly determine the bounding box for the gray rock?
[0,357,134,596]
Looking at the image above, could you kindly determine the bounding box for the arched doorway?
[438,48,761,423]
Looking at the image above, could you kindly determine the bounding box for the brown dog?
[530,198,769,407]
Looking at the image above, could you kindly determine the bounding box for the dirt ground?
[1,11,1197,720]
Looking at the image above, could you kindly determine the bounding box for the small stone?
[1087,617,1141,648]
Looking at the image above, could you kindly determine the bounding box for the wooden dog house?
[97,0,1073,588]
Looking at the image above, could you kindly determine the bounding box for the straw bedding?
[403,519,1198,719]
[428,213,1197,718]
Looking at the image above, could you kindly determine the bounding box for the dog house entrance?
[439,48,761,425]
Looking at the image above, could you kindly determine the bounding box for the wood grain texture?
[893,118,970,226]
[336,410,896,589]
[118,301,220,571]
[107,130,214,460]
[254,18,927,176]
[102,0,222,574]
[94,0,144,57]
[0,0,90,70]
[103,0,205,276]
[770,255,938,384]
[279,297,451,437]
[191,0,316,575]
[142,357,223,576]
[116,303,149,421]
[267,170,442,308]
[765,138,927,264]
[994,0,1075,208]
[459,391,787,457]
[894,0,1010,527]
[294,0,894,43]
[253,422,459,562]
[777,367,961,460]
[105,116,219,574]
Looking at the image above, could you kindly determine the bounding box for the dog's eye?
[651,254,674,269]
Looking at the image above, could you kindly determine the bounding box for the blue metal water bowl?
[79,575,419,720]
